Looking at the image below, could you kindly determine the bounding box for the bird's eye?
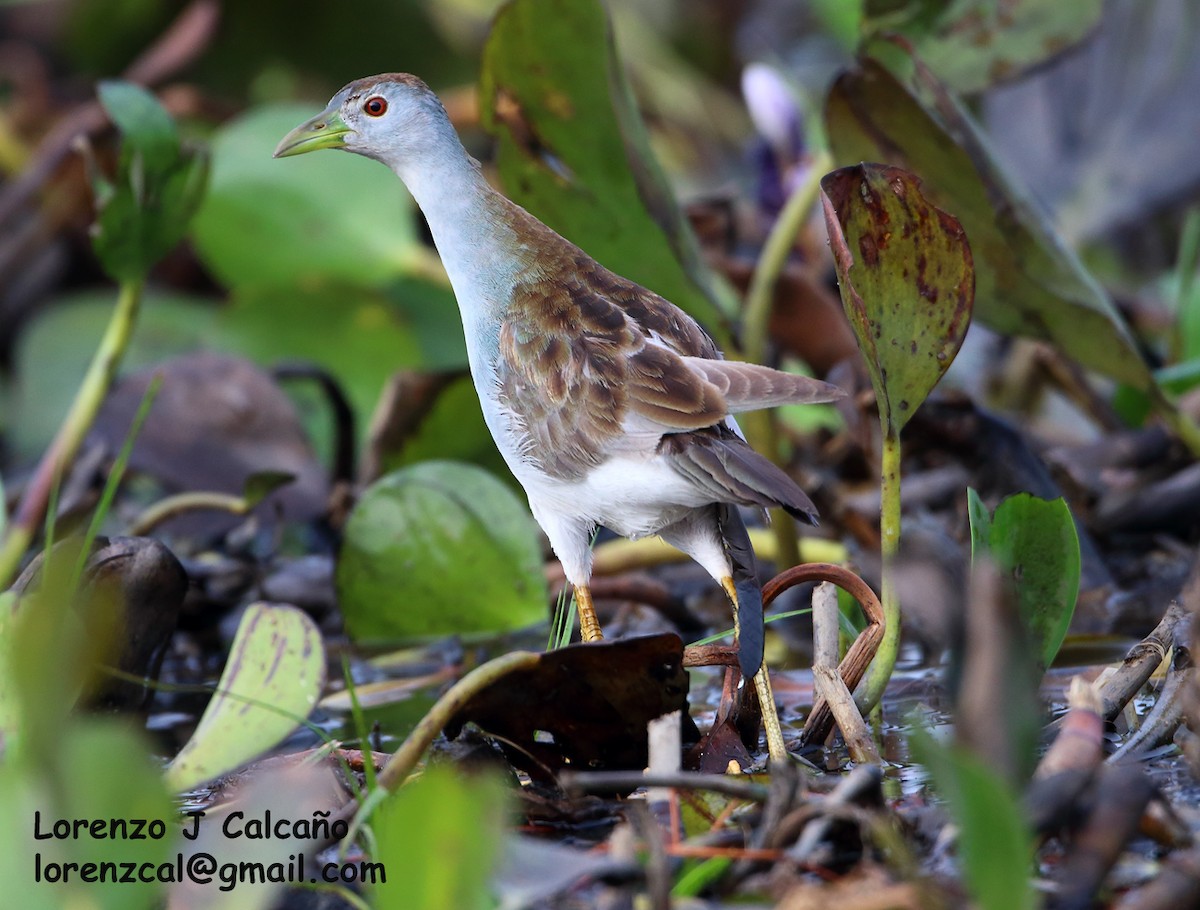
[364,96,388,117]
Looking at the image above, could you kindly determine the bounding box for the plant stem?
[743,152,833,367]
[340,650,542,841]
[860,426,902,711]
[1167,408,1200,459]
[741,151,833,571]
[0,279,144,588]
[128,490,249,537]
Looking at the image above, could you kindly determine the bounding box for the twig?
[757,563,885,747]
[811,582,878,762]
[1100,599,1191,720]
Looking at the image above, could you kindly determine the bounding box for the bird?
[275,74,843,761]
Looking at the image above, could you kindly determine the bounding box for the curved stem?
[740,151,833,572]
[337,649,544,843]
[742,151,833,368]
[375,649,542,792]
[0,280,144,587]
[128,491,250,536]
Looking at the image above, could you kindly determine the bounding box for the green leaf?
[984,493,1080,668]
[216,283,427,433]
[370,766,508,910]
[165,603,326,792]
[336,461,548,641]
[910,730,1037,910]
[821,163,973,436]
[192,104,419,289]
[0,723,174,910]
[862,0,1103,94]
[92,81,209,282]
[98,80,179,173]
[968,491,1080,667]
[825,57,1170,407]
[966,486,990,564]
[242,470,296,508]
[480,0,729,335]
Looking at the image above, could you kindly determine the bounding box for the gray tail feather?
[717,503,764,680]
[661,430,819,526]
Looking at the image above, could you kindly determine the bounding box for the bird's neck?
[390,142,543,372]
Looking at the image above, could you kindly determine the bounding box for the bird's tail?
[717,503,765,680]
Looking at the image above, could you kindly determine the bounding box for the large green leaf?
[863,0,1103,94]
[336,461,547,641]
[370,766,508,910]
[92,82,209,282]
[821,163,973,435]
[166,603,326,792]
[825,56,1168,404]
[0,724,174,910]
[480,0,728,335]
[216,283,428,429]
[911,731,1037,910]
[192,104,419,289]
[968,490,1080,668]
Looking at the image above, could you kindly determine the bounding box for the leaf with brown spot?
[824,56,1169,408]
[862,0,1103,94]
[822,163,973,435]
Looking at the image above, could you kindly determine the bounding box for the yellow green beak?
[273,107,353,158]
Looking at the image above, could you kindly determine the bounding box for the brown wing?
[497,250,729,479]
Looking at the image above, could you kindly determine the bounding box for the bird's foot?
[576,584,604,642]
[721,576,788,765]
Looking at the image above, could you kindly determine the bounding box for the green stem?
[0,280,144,588]
[128,491,249,537]
[1166,407,1200,459]
[340,650,543,843]
[374,650,541,791]
[860,427,902,710]
[741,151,833,570]
[743,151,833,367]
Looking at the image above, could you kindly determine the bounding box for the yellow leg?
[576,584,603,642]
[721,577,788,764]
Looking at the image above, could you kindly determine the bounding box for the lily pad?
[336,461,547,642]
[825,56,1170,408]
[165,603,325,792]
[192,104,418,289]
[480,0,729,335]
[821,163,973,435]
[967,489,1080,667]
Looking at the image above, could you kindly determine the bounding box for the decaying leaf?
[821,162,973,435]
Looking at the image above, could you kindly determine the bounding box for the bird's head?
[273,74,451,169]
